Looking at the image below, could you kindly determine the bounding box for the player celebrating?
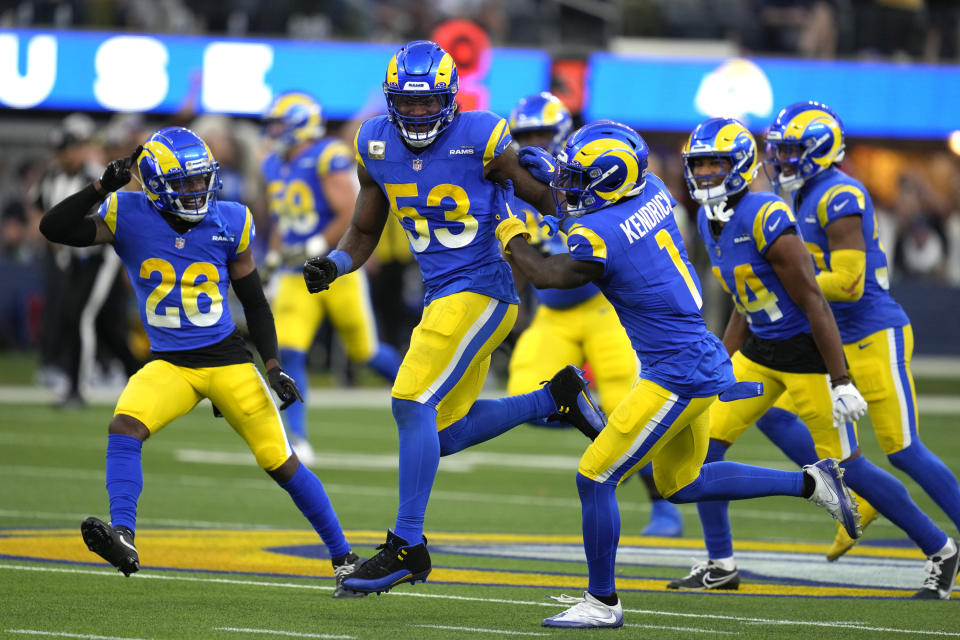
[673,116,959,600]
[764,101,960,568]
[505,91,682,537]
[261,92,402,465]
[39,127,363,598]
[302,40,607,595]
[506,119,861,628]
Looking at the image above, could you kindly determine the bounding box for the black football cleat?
[80,517,139,577]
[545,365,607,440]
[666,560,740,591]
[331,551,367,598]
[912,539,960,600]
[341,530,431,595]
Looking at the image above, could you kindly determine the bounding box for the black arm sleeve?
[38,183,103,247]
[231,269,279,364]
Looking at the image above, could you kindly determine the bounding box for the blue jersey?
[565,173,735,397]
[513,198,600,309]
[97,192,255,352]
[262,138,353,269]
[792,168,908,342]
[356,112,519,305]
[698,192,810,341]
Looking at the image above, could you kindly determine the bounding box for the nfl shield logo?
[175,237,186,249]
[714,245,722,257]
[412,158,422,171]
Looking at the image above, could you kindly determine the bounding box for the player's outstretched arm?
[229,250,302,410]
[303,164,388,294]
[767,230,848,383]
[505,235,602,290]
[485,146,554,217]
[39,145,141,247]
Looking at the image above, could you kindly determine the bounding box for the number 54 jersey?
[97,191,255,351]
[565,173,735,398]
[356,111,519,305]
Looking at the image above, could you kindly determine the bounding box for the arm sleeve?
[231,269,278,364]
[38,183,102,246]
[816,248,866,302]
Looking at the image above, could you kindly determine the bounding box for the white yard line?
[213,628,353,639]
[2,563,958,637]
[415,625,548,636]
[6,630,151,640]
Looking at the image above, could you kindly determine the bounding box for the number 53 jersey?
[98,191,255,352]
[356,111,519,305]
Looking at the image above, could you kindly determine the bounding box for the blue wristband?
[327,249,353,276]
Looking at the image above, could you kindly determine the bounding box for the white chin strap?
[400,120,443,147]
[778,173,804,192]
[693,184,728,208]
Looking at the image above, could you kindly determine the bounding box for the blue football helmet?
[766,100,845,193]
[138,126,221,223]
[383,40,459,147]
[550,120,648,218]
[508,92,573,155]
[262,92,324,154]
[682,117,758,218]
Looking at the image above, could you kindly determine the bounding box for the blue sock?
[670,460,804,503]
[392,398,440,544]
[279,348,308,440]
[695,440,735,559]
[755,408,819,468]
[889,441,960,532]
[576,473,619,598]
[367,343,402,382]
[279,463,350,559]
[438,389,554,455]
[106,433,143,533]
[841,455,947,556]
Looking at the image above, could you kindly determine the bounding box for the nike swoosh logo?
[858,342,873,350]
[569,244,581,252]
[118,537,137,552]
[702,573,733,587]
[833,200,850,212]
[767,221,778,232]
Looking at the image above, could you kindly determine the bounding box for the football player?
[506,120,860,629]
[673,116,958,600]
[505,91,682,538]
[261,92,402,465]
[302,40,607,595]
[765,101,960,565]
[39,127,363,598]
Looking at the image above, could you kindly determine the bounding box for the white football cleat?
[803,458,861,539]
[542,592,623,629]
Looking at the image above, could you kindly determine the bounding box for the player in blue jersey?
[39,127,364,597]
[673,116,959,600]
[505,91,682,538]
[505,119,861,628]
[301,40,607,595]
[765,101,960,573]
[261,92,401,465]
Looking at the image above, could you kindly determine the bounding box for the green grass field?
[3,390,960,639]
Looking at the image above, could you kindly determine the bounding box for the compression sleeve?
[816,248,866,302]
[38,183,102,247]
[231,269,279,363]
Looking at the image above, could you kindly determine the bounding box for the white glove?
[831,381,867,425]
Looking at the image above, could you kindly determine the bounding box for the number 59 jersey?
[356,111,519,305]
[565,173,735,397]
[97,191,255,352]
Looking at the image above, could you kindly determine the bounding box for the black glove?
[303,256,338,294]
[267,366,303,410]
[99,145,144,193]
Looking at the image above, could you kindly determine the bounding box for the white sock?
[933,538,957,559]
[710,556,736,571]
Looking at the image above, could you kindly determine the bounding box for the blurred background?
[1,0,959,403]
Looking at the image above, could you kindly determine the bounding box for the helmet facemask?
[385,89,457,147]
